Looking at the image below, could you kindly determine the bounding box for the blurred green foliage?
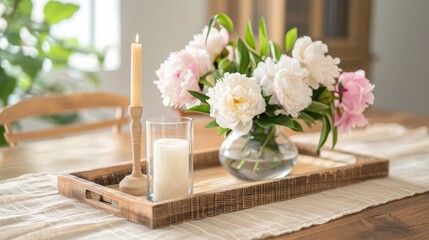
[0,0,104,146]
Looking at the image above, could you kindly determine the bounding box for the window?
[32,0,120,71]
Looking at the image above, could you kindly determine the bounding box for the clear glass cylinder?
[146,117,193,202]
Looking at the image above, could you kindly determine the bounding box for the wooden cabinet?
[209,0,372,74]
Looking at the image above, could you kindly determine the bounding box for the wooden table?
[1,108,428,239]
[274,109,429,240]
[0,121,225,180]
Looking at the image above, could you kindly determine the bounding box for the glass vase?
[219,125,298,181]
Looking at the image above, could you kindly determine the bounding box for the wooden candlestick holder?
[119,106,147,196]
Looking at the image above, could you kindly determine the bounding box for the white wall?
[371,0,429,116]
[98,0,209,122]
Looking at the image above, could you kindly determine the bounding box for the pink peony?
[188,26,229,61]
[335,111,369,133]
[335,70,375,132]
[154,48,211,108]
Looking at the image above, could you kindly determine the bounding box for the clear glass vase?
[219,125,298,181]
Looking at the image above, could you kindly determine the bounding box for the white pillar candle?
[153,138,190,201]
[130,33,142,106]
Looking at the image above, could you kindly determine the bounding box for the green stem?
[268,161,282,168]
[252,126,276,172]
[236,135,251,170]
[252,162,259,172]
[237,160,246,170]
[257,126,276,158]
[236,125,279,172]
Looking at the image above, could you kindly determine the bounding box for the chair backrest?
[0,92,129,147]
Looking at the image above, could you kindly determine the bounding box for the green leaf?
[217,13,234,31]
[258,17,269,57]
[7,32,21,46]
[187,105,210,114]
[199,81,204,91]
[225,129,232,137]
[330,102,338,149]
[311,86,326,100]
[317,116,331,152]
[237,38,250,75]
[198,78,213,88]
[306,101,330,113]
[255,117,270,128]
[332,126,338,149]
[0,126,8,147]
[13,55,43,78]
[0,67,16,106]
[263,94,272,103]
[199,70,212,80]
[317,89,334,105]
[206,120,219,128]
[249,51,263,68]
[228,62,238,73]
[299,111,315,124]
[206,13,233,44]
[217,126,229,135]
[188,90,209,104]
[255,114,293,128]
[218,58,232,72]
[206,15,217,45]
[303,110,324,120]
[263,96,282,117]
[17,74,32,91]
[18,0,33,16]
[49,44,73,61]
[245,21,256,50]
[44,1,79,25]
[269,115,293,127]
[291,120,304,132]
[285,27,298,52]
[269,41,282,61]
[264,105,280,117]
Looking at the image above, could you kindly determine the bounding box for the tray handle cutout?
[85,189,121,215]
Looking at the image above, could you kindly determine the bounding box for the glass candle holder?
[146,117,193,202]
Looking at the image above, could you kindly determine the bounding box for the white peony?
[188,26,229,62]
[154,47,211,108]
[252,57,281,94]
[253,55,312,117]
[272,67,312,117]
[292,36,341,90]
[206,73,266,136]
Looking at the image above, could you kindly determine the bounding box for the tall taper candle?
[131,34,142,106]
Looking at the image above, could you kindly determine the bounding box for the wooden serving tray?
[58,143,389,229]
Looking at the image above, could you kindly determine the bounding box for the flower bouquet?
[155,14,374,181]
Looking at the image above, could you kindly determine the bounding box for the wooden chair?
[0,92,129,147]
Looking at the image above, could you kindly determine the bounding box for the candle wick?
[135,33,139,43]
